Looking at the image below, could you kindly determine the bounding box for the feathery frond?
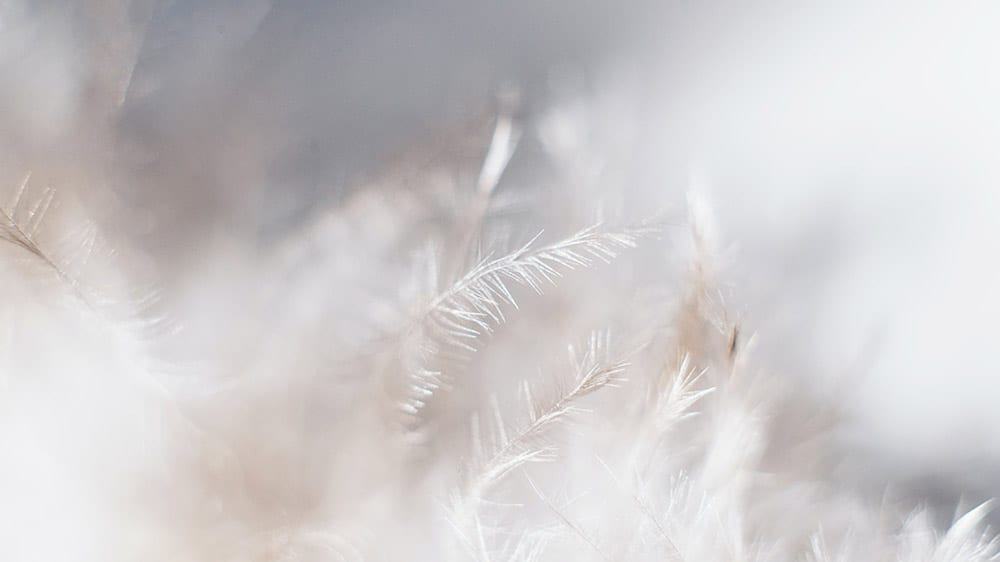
[458,333,628,510]
[428,225,640,350]
[656,355,714,431]
[399,224,644,429]
[526,475,611,562]
[0,174,67,283]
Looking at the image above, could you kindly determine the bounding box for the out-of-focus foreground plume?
[3,1,1000,561]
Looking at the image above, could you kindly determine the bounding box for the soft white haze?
[2,1,1000,560]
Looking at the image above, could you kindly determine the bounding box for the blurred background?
[3,0,1000,536]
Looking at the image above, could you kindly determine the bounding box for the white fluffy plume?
[2,2,999,562]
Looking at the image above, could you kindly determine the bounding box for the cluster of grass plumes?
[0,51,996,560]
[4,1,1000,559]
[5,104,998,562]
